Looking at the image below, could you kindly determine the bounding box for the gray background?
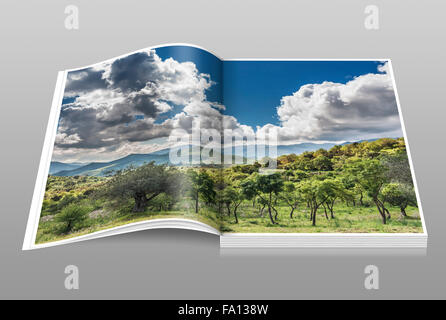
[0,0,444,299]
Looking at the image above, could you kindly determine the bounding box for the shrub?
[51,194,62,201]
[150,193,175,211]
[57,194,76,210]
[55,204,90,234]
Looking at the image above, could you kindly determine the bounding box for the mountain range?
[50,139,378,177]
[49,161,85,174]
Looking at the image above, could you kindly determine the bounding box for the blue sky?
[223,60,386,128]
[156,46,388,129]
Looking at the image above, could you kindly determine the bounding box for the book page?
[219,59,425,236]
[27,44,225,248]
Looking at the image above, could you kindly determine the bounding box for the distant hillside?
[340,138,379,146]
[223,142,338,158]
[51,139,383,176]
[277,143,338,156]
[49,161,84,175]
[54,152,172,177]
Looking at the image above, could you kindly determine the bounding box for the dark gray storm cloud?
[65,68,107,95]
[109,52,159,93]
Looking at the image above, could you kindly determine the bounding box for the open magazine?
[23,44,427,250]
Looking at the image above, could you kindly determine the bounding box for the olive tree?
[382,182,417,217]
[254,173,284,224]
[187,169,216,213]
[344,159,390,224]
[222,185,244,223]
[240,178,258,208]
[105,162,180,213]
[299,178,337,226]
[280,182,301,219]
[320,179,338,219]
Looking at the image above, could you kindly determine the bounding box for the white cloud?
[55,133,81,145]
[258,62,402,143]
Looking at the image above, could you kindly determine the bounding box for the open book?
[23,44,427,250]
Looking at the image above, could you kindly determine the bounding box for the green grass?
[220,202,423,234]
[37,199,423,244]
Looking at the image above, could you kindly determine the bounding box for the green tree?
[187,169,216,213]
[105,163,180,213]
[255,173,284,224]
[240,178,258,208]
[280,182,301,219]
[150,193,175,211]
[299,179,336,226]
[382,183,417,217]
[339,172,362,206]
[221,186,233,216]
[321,179,345,219]
[207,169,225,215]
[222,186,244,223]
[345,159,390,224]
[312,155,333,171]
[293,170,309,182]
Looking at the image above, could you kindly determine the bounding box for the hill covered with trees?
[219,137,421,232]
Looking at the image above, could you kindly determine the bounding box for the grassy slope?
[36,208,221,244]
[37,176,221,244]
